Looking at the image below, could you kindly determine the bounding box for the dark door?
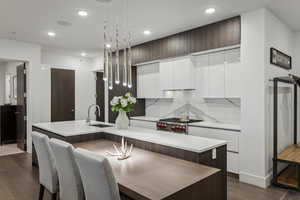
[16,63,27,151]
[51,68,75,122]
[96,72,105,122]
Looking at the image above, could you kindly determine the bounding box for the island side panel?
[163,171,223,200]
[103,132,227,200]
[197,145,227,200]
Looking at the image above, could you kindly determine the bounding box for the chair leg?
[51,193,57,200]
[38,184,45,200]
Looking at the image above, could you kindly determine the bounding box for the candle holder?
[106,137,133,160]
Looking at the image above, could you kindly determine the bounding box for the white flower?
[120,98,128,107]
[128,96,136,104]
[125,92,131,97]
[111,96,120,106]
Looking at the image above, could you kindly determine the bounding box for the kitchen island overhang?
[32,121,227,200]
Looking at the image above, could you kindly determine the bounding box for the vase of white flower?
[115,110,130,129]
[111,93,137,130]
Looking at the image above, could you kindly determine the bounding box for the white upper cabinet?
[137,47,241,99]
[159,61,174,91]
[137,63,161,98]
[194,54,209,97]
[193,47,242,99]
[173,58,195,90]
[160,58,195,91]
[208,52,225,98]
[225,49,242,98]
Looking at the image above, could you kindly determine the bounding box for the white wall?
[294,33,300,75]
[41,52,97,121]
[239,8,297,188]
[264,9,295,180]
[0,39,99,153]
[91,56,104,72]
[239,9,267,188]
[0,63,6,105]
[0,39,43,153]
[3,61,23,104]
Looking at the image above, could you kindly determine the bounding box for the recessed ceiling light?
[106,44,111,48]
[78,10,88,17]
[143,30,151,35]
[81,52,87,57]
[47,31,56,37]
[205,7,216,14]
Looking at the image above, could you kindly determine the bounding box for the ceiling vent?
[57,20,72,27]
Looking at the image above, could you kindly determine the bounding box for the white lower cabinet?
[130,120,157,130]
[189,126,240,174]
[227,152,239,174]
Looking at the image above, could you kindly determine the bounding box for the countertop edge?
[130,117,241,132]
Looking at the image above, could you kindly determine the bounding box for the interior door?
[51,68,75,122]
[16,63,27,151]
[96,72,105,122]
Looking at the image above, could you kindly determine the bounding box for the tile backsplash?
[145,91,240,124]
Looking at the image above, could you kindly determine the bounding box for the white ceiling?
[0,0,299,57]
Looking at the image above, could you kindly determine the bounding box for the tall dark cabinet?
[0,105,17,144]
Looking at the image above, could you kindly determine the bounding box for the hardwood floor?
[0,153,299,200]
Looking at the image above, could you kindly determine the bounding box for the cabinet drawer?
[189,126,239,152]
[130,120,157,130]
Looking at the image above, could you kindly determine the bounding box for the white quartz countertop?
[130,116,241,132]
[33,120,227,153]
[33,120,113,137]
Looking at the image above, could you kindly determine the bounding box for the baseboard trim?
[239,171,272,188]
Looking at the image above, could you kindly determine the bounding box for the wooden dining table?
[75,139,223,200]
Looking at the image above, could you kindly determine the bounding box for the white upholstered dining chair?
[49,138,85,200]
[74,148,121,200]
[31,132,59,200]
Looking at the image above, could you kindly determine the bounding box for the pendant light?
[103,20,108,81]
[123,45,127,86]
[127,32,132,88]
[108,47,113,90]
[102,0,132,89]
[115,23,120,85]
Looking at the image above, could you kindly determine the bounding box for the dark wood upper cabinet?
[131,16,241,65]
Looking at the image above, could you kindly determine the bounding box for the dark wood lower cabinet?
[0,105,17,144]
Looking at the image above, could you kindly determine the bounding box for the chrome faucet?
[86,104,101,125]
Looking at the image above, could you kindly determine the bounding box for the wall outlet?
[212,148,217,159]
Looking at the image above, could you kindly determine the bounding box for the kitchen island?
[32,120,227,200]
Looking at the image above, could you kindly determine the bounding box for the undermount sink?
[90,124,112,128]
